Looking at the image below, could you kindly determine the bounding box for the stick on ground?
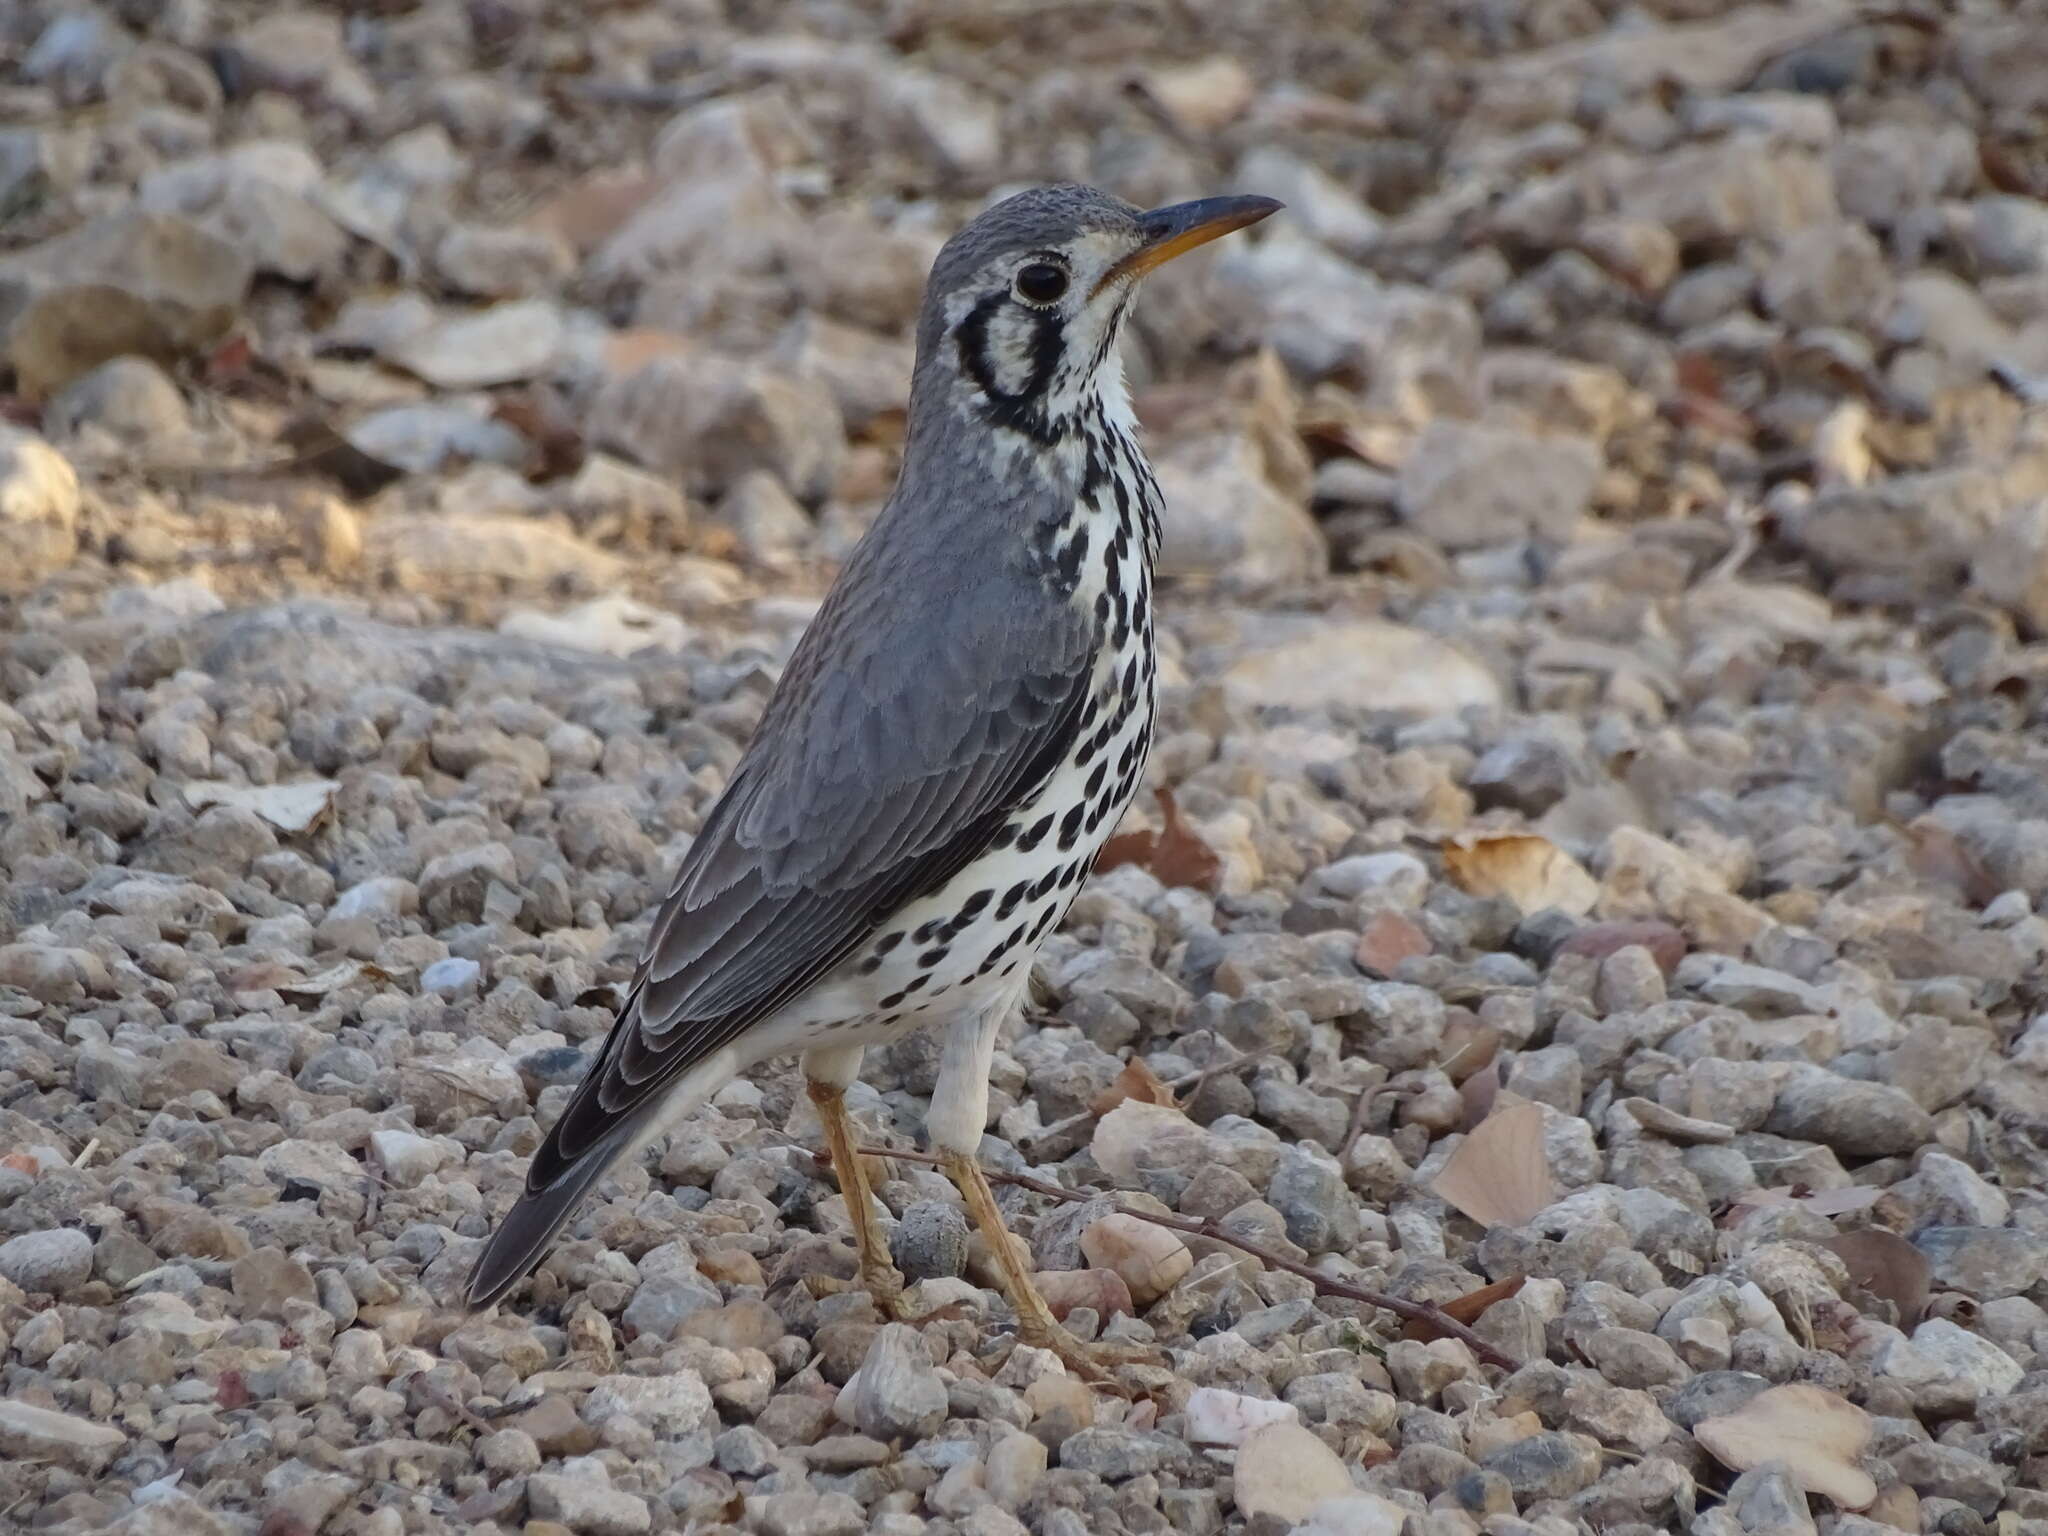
[843,1143,1519,1371]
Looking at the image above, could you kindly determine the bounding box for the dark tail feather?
[464,1127,636,1310]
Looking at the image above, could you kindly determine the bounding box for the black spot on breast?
[1084,761,1107,800]
[879,989,907,1009]
[991,823,1018,850]
[903,974,929,996]
[1030,869,1060,900]
[1081,436,1109,500]
[857,955,881,975]
[957,889,993,923]
[1057,801,1087,850]
[1016,813,1054,853]
[914,917,943,943]
[1053,525,1089,590]
[875,931,905,955]
[919,946,949,969]
[996,880,1029,920]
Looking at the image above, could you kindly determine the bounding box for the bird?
[465,183,1281,1376]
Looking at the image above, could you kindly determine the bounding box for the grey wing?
[523,596,1093,1190]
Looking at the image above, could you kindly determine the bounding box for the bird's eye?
[1014,262,1069,305]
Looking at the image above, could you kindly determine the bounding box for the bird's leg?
[803,1051,911,1320]
[930,997,1155,1386]
[936,1149,1156,1387]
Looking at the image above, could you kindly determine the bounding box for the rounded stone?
[890,1200,970,1282]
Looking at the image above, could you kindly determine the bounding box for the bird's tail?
[463,1121,639,1310]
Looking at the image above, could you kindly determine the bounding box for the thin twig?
[851,1144,1518,1370]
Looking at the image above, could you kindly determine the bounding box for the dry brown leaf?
[525,170,663,254]
[273,962,385,1002]
[1090,1057,1180,1116]
[1443,832,1597,917]
[1694,1383,1877,1511]
[1726,1185,1883,1224]
[1798,1186,1886,1217]
[1094,787,1222,892]
[1431,1101,1556,1229]
[183,778,339,833]
[1401,1274,1527,1342]
[493,386,587,483]
[601,328,692,376]
[275,416,406,499]
[1901,820,2002,907]
[1823,1230,1931,1328]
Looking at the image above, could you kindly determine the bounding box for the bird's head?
[910,183,1280,452]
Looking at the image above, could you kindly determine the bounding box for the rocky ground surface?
[7,1,2048,1534]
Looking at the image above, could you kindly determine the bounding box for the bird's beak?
[1093,194,1283,296]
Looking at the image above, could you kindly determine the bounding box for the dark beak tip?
[1140,193,1285,243]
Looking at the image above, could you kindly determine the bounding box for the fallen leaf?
[1823,1230,1931,1328]
[499,595,688,657]
[601,328,692,376]
[1090,1057,1179,1116]
[1443,832,1597,916]
[1402,1275,1527,1342]
[275,415,406,498]
[1798,1186,1886,1217]
[525,170,663,254]
[183,778,339,833]
[1094,787,1221,892]
[226,962,301,994]
[1901,820,2001,907]
[1726,1185,1883,1221]
[1431,1101,1556,1228]
[493,386,587,483]
[274,962,379,1002]
[1694,1383,1877,1511]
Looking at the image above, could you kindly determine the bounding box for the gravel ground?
[6,2,2048,1534]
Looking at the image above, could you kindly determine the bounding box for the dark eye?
[1014,262,1069,305]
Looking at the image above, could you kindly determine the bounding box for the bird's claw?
[860,1259,918,1323]
[1011,1317,1162,1390]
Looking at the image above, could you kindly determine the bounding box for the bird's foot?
[860,1256,918,1323]
[1009,1312,1164,1389]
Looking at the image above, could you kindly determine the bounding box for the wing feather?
[523,533,1097,1188]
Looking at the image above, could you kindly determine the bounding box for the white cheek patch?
[984,306,1042,395]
